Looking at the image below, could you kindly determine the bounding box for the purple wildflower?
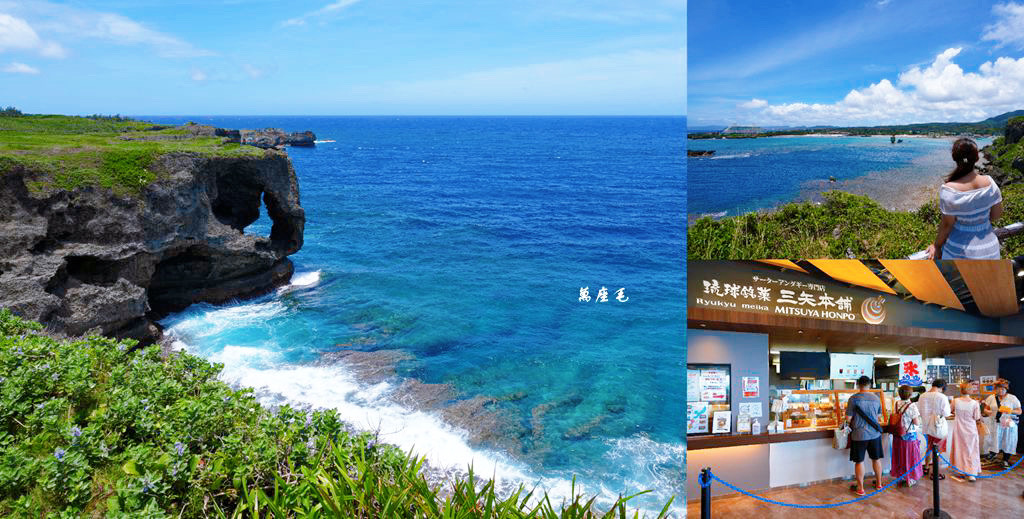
[175,442,185,456]
[54,447,65,461]
[305,413,313,428]
[71,425,82,438]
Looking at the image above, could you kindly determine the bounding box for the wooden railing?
[907,222,1024,259]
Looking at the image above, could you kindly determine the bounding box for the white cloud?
[0,13,66,58]
[735,48,1024,126]
[982,2,1024,50]
[243,63,265,79]
[1,2,211,59]
[3,61,40,74]
[877,0,892,6]
[190,68,207,81]
[738,98,767,109]
[283,0,362,27]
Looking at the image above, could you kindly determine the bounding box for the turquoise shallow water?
[146,116,686,514]
[687,135,993,219]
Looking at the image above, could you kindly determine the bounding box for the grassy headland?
[688,117,1024,259]
[0,309,673,517]
[0,113,262,195]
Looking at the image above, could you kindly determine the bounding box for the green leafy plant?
[0,309,676,518]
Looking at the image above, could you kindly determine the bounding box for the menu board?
[926,364,970,384]
[687,369,700,402]
[687,402,710,434]
[829,353,874,380]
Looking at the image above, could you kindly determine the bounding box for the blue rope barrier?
[698,471,711,489]
[937,451,1023,479]
[704,446,932,509]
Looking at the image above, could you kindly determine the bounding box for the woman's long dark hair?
[946,137,979,182]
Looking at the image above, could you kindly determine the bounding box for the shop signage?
[829,353,874,380]
[739,401,763,418]
[742,376,760,398]
[692,274,886,325]
[899,355,923,386]
[699,367,729,401]
[687,369,700,402]
[687,402,709,434]
[980,376,997,384]
[712,411,732,434]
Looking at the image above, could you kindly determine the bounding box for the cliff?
[0,116,305,344]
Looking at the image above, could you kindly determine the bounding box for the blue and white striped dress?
[939,178,1002,259]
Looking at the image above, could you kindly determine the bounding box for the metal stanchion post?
[701,467,711,519]
[922,447,951,519]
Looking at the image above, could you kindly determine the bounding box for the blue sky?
[689,0,1024,127]
[0,0,685,115]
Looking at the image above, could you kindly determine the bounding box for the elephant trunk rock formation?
[0,150,305,344]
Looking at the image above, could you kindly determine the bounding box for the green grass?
[0,309,675,518]
[0,115,263,195]
[687,191,940,259]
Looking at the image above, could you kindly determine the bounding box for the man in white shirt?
[984,380,1022,468]
[918,379,952,479]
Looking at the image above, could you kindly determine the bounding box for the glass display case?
[835,389,889,425]
[768,389,889,433]
[773,390,838,432]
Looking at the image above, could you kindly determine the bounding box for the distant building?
[721,125,762,134]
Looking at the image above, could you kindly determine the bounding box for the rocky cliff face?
[0,150,304,344]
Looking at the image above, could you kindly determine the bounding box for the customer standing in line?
[984,380,1022,468]
[891,384,923,487]
[950,382,982,482]
[845,376,885,496]
[919,379,952,479]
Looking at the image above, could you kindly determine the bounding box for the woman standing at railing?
[925,138,1003,259]
[949,382,982,482]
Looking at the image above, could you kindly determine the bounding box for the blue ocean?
[143,116,686,514]
[687,135,993,220]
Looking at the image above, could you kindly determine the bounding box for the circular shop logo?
[861,296,886,325]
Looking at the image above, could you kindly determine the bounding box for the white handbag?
[931,415,949,439]
[834,425,850,449]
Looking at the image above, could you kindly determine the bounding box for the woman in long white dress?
[950,383,982,481]
[926,138,1004,259]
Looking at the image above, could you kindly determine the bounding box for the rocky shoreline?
[0,124,310,344]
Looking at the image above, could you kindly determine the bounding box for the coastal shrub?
[0,309,672,518]
[1,106,23,117]
[687,191,934,259]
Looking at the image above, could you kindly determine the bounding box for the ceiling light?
[699,323,706,327]
[797,330,803,334]
[1018,270,1024,278]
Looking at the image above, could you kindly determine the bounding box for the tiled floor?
[687,461,1024,518]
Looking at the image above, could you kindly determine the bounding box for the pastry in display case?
[777,390,838,431]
